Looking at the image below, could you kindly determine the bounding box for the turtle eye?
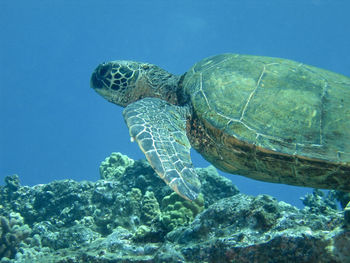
[98,63,111,78]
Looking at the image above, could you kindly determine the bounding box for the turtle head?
[91,61,149,107]
[91,60,180,107]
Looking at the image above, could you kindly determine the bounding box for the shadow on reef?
[0,152,349,263]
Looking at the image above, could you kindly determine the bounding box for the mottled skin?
[91,54,350,201]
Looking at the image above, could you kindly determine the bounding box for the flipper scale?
[123,98,201,200]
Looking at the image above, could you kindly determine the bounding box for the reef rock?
[0,152,349,263]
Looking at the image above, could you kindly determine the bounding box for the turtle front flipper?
[123,98,201,200]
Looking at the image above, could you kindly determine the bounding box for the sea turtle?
[91,53,350,201]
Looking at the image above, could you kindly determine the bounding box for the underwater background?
[1,0,350,208]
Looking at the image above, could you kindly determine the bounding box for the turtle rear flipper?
[123,98,201,200]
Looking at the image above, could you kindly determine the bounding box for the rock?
[0,152,349,262]
[196,166,239,207]
[166,194,346,262]
[4,175,20,191]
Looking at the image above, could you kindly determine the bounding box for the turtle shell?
[183,54,350,191]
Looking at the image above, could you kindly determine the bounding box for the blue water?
[1,1,349,208]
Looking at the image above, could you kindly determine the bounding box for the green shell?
[183,54,350,191]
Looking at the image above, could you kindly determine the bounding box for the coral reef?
[0,152,349,263]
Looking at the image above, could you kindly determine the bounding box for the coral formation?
[0,212,31,260]
[0,152,349,262]
[141,190,160,225]
[160,192,204,231]
[301,189,338,213]
[99,152,134,180]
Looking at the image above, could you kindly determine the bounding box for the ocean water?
[1,0,349,208]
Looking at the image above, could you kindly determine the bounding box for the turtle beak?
[90,71,101,90]
[90,63,112,90]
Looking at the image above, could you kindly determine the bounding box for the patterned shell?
[183,54,350,163]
